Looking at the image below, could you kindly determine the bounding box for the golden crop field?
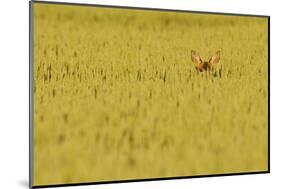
[33,2,269,186]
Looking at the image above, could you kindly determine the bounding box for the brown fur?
[191,50,221,72]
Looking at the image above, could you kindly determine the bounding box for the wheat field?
[33,2,268,186]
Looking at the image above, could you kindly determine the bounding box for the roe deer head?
[191,50,221,72]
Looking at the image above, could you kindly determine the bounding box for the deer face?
[191,50,221,72]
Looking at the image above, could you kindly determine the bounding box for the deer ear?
[191,50,202,65]
[209,51,221,65]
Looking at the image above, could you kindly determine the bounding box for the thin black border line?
[32,171,269,189]
[29,1,34,188]
[268,17,270,173]
[33,0,269,18]
[29,1,270,188]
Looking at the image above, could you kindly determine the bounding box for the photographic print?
[30,1,269,187]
